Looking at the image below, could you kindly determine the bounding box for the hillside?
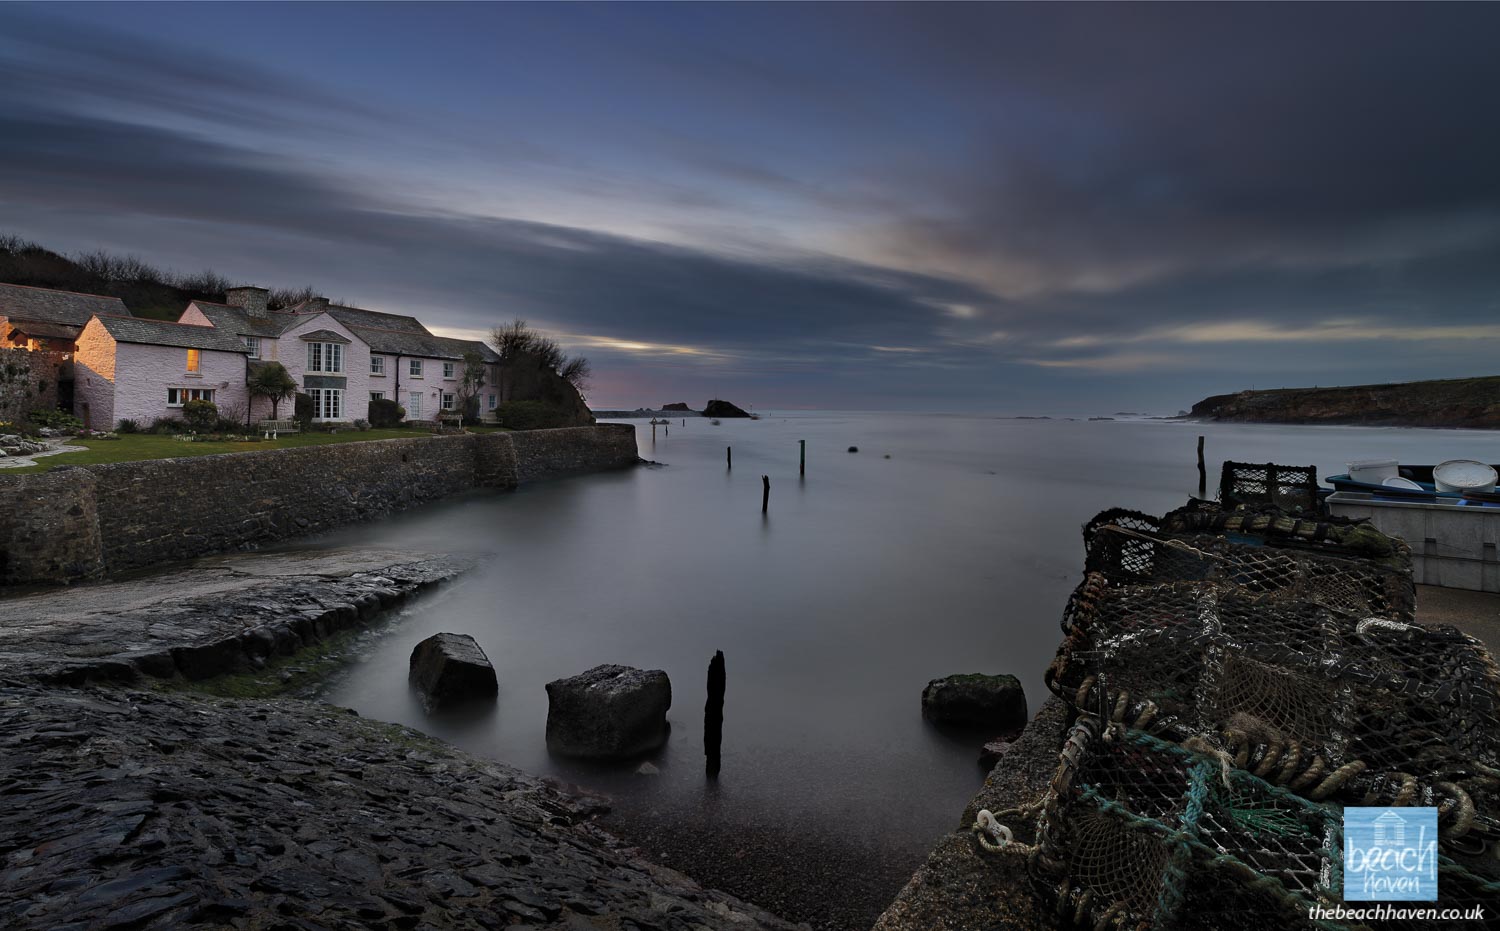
[1190,376,1500,428]
[0,234,320,320]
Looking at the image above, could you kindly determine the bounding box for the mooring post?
[761,475,770,513]
[652,422,657,442]
[727,446,732,470]
[705,650,725,777]
[1197,435,1206,497]
[799,439,805,476]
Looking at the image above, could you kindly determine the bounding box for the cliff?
[1190,375,1500,428]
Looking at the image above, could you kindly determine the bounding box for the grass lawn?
[4,428,476,474]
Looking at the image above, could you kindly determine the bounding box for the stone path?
[0,549,466,684]
[0,436,85,469]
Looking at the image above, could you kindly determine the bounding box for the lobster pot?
[1217,461,1320,513]
[1033,724,1341,931]
[1031,725,1498,931]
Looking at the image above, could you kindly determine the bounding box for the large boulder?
[546,664,671,759]
[921,673,1027,730]
[702,399,750,418]
[409,633,498,710]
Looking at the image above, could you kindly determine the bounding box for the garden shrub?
[116,419,140,434]
[352,418,371,431]
[28,409,84,431]
[150,417,185,435]
[367,397,405,428]
[293,392,314,429]
[181,399,219,432]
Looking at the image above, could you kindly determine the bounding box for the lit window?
[441,392,456,411]
[186,348,200,373]
[370,355,385,375]
[307,341,344,373]
[409,359,423,377]
[243,336,261,359]
[443,361,455,379]
[167,387,215,407]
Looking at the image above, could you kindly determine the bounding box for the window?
[441,392,456,411]
[407,391,423,419]
[443,361,456,379]
[370,391,385,402]
[167,387,215,407]
[186,348,200,373]
[307,387,344,421]
[487,393,497,411]
[370,355,385,375]
[307,341,344,373]
[243,336,261,359]
[409,359,423,377]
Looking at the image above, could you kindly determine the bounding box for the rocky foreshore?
[0,682,802,931]
[0,550,805,931]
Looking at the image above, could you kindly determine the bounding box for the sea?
[310,412,1500,929]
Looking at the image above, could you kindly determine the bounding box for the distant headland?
[1189,375,1500,428]
[592,399,754,419]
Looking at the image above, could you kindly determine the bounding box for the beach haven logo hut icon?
[1343,807,1437,901]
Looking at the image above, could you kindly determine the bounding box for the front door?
[408,391,423,420]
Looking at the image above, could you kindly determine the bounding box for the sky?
[2,2,1499,412]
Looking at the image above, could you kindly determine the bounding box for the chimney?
[225,286,270,318]
[306,297,330,315]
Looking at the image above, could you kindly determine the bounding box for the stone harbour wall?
[0,424,637,586]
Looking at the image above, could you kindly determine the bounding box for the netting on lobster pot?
[1078,517,1415,621]
[1026,723,1500,931]
[1218,461,1320,513]
[1049,580,1500,841]
[1030,722,1341,931]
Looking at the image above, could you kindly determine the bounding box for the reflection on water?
[310,413,1500,925]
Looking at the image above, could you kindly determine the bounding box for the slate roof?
[347,324,499,363]
[186,300,297,338]
[297,328,351,343]
[324,303,429,335]
[93,315,250,352]
[6,320,81,340]
[0,282,129,326]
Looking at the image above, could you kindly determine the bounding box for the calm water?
[311,413,1500,926]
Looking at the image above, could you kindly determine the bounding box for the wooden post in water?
[652,421,657,443]
[761,475,770,513]
[1197,435,1207,497]
[727,446,732,470]
[705,650,725,777]
[799,439,805,476]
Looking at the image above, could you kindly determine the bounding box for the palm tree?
[247,362,298,422]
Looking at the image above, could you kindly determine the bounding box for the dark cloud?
[3,3,1500,411]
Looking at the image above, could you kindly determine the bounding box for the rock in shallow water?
[921,673,1027,730]
[546,664,671,759]
[409,633,498,710]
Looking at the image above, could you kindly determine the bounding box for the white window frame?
[441,392,456,411]
[409,359,423,378]
[369,390,385,402]
[167,387,215,407]
[443,361,456,379]
[407,391,423,419]
[370,355,385,376]
[307,387,344,421]
[307,341,344,374]
[243,336,261,359]
[486,393,497,411]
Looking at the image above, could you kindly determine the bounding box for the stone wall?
[0,347,64,425]
[0,424,637,586]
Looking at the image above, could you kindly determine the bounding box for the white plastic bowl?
[1434,459,1498,494]
[1348,459,1399,484]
